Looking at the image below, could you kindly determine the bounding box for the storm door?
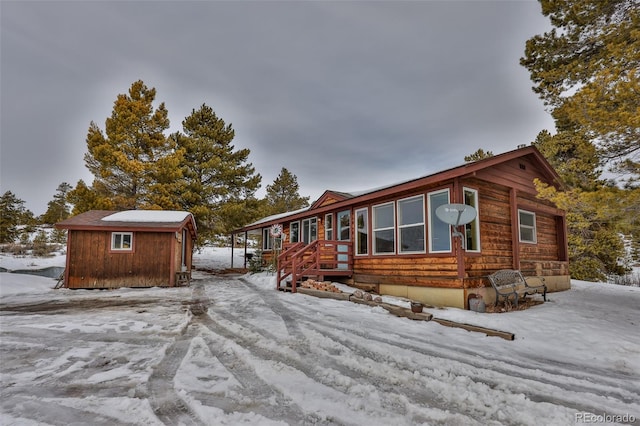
[336,210,350,270]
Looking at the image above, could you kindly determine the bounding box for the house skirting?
[380,275,571,309]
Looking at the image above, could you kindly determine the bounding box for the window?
[262,228,273,250]
[463,188,480,252]
[337,210,350,241]
[373,202,395,254]
[397,195,425,253]
[355,208,368,255]
[428,189,451,252]
[290,221,300,243]
[518,210,537,243]
[324,214,333,240]
[302,217,317,244]
[111,232,133,251]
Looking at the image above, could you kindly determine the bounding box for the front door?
[336,210,350,269]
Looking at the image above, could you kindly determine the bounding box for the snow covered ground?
[0,247,638,425]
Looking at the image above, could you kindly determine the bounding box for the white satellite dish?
[435,204,477,250]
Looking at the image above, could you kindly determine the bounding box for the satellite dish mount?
[435,203,477,250]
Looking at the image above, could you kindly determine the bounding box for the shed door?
[181,229,187,270]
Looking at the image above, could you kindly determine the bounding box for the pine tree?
[83,80,178,210]
[41,182,73,225]
[521,0,640,184]
[0,191,33,243]
[67,179,114,215]
[522,1,640,281]
[265,167,310,215]
[464,149,494,163]
[176,103,261,242]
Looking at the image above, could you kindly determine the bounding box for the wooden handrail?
[277,240,353,292]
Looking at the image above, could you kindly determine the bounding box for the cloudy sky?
[1,0,555,216]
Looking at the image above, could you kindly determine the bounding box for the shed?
[232,146,570,309]
[55,210,197,289]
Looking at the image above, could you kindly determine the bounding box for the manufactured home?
[56,210,197,289]
[233,146,570,309]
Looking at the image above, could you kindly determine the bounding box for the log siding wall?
[256,155,568,295]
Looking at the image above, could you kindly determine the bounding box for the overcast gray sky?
[1,0,555,216]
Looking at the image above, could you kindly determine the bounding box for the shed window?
[397,195,425,253]
[111,232,133,251]
[518,210,537,243]
[373,202,395,254]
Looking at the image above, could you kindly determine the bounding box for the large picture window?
[355,208,368,255]
[397,195,425,253]
[463,188,480,252]
[111,232,133,251]
[428,189,451,252]
[518,210,537,243]
[373,202,395,254]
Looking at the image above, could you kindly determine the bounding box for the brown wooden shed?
[56,210,197,289]
[233,146,570,309]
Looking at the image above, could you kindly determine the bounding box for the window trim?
[355,207,369,256]
[427,188,452,253]
[518,209,537,244]
[463,187,481,253]
[111,231,133,252]
[397,194,426,254]
[372,201,396,255]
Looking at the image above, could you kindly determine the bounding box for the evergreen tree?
[522,0,640,281]
[83,80,179,210]
[67,179,114,215]
[41,182,73,225]
[176,103,261,242]
[521,0,640,184]
[0,191,33,243]
[265,167,310,214]
[532,130,602,191]
[464,149,494,163]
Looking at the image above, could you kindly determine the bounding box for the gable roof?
[234,146,563,233]
[56,210,197,238]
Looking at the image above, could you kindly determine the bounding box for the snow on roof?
[102,210,191,223]
[245,206,310,227]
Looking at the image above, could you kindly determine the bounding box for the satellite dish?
[435,203,477,226]
[435,204,477,250]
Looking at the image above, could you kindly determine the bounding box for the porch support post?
[510,188,520,270]
[453,177,465,279]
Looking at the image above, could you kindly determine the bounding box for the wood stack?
[300,279,341,293]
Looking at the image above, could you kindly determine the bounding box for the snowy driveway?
[1,271,638,425]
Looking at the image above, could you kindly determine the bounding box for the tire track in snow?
[222,277,639,422]
[202,278,483,425]
[187,280,323,425]
[146,283,210,426]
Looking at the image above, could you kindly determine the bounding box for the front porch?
[276,240,353,292]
